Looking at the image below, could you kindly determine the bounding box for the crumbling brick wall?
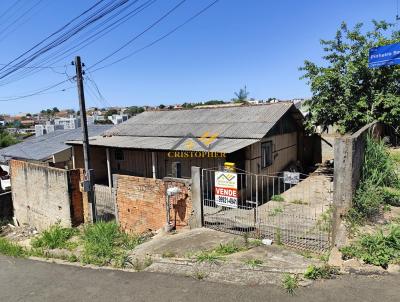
[115,175,192,234]
[68,169,84,226]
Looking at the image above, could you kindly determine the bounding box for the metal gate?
[93,184,115,221]
[201,168,333,252]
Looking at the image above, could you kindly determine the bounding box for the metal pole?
[74,55,96,222]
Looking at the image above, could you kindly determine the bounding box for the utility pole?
[74,55,96,222]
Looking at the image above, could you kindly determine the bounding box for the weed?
[244,258,263,268]
[113,253,132,268]
[317,206,333,232]
[269,207,284,217]
[275,228,282,245]
[31,224,78,250]
[195,251,223,263]
[213,241,245,255]
[162,251,176,258]
[298,250,313,259]
[271,195,285,202]
[319,252,330,263]
[291,199,308,205]
[340,224,400,268]
[248,238,263,247]
[381,187,400,207]
[304,264,339,280]
[120,233,147,250]
[0,237,25,257]
[193,270,208,280]
[282,273,299,295]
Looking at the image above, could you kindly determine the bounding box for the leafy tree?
[104,109,118,117]
[125,106,144,116]
[159,104,166,109]
[52,107,60,113]
[300,21,400,134]
[0,128,19,148]
[234,85,249,103]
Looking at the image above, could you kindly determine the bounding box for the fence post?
[190,166,203,228]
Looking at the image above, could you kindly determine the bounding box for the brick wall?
[68,169,84,226]
[115,175,192,234]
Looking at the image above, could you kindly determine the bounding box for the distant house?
[0,125,112,169]
[67,102,320,186]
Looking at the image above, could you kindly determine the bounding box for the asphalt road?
[0,255,399,302]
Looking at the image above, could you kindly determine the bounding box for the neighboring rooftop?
[67,102,303,153]
[0,125,112,162]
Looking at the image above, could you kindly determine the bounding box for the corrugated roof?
[105,102,294,139]
[0,125,112,162]
[67,135,259,153]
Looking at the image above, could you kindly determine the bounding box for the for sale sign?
[214,171,238,208]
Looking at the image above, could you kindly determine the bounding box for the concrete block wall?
[10,160,73,231]
[115,174,192,234]
[10,160,85,231]
[332,121,383,246]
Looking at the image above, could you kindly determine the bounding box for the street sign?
[283,171,300,185]
[214,171,238,208]
[369,43,400,68]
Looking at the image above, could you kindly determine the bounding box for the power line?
[88,0,187,71]
[0,0,156,86]
[0,79,74,102]
[90,0,220,72]
[0,0,128,80]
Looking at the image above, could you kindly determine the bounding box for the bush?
[31,224,77,250]
[340,224,400,268]
[349,135,400,223]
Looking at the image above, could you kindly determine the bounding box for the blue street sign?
[369,42,400,68]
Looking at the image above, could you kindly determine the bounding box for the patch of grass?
[0,237,25,257]
[271,194,285,202]
[213,241,245,255]
[381,187,400,207]
[298,250,313,259]
[31,224,78,250]
[282,273,299,295]
[248,238,263,247]
[244,258,263,268]
[162,251,176,258]
[304,264,339,280]
[81,221,144,266]
[290,199,309,205]
[269,207,284,217]
[195,251,223,263]
[340,224,400,268]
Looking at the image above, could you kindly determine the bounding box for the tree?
[300,21,400,134]
[0,128,19,148]
[104,109,118,117]
[234,85,249,103]
[125,106,144,116]
[159,104,166,109]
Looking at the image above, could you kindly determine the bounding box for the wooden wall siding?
[245,132,298,175]
[110,149,152,178]
[73,145,109,183]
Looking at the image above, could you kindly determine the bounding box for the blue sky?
[0,0,397,114]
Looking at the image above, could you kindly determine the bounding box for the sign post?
[215,171,238,208]
[368,43,400,68]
